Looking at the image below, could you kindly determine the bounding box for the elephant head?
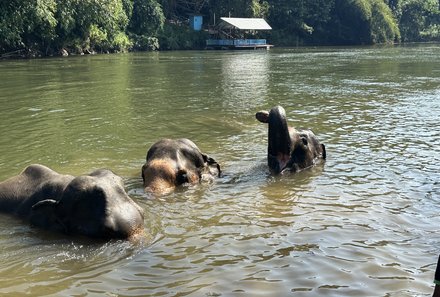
[30,169,145,240]
[256,105,326,174]
[142,138,221,195]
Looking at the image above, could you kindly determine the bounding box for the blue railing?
[206,39,234,46]
[206,39,268,46]
[234,39,267,46]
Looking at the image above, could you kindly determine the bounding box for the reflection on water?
[0,45,439,296]
[221,51,269,112]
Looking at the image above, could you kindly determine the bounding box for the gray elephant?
[142,138,221,195]
[256,105,326,174]
[0,164,145,240]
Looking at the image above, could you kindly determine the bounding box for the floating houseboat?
[206,17,273,50]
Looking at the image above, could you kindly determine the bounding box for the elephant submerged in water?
[256,105,326,174]
[0,164,145,240]
[142,138,221,195]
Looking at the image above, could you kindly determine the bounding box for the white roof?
[218,17,272,30]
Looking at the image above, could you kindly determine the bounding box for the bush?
[89,24,109,52]
[158,23,208,50]
[112,32,133,52]
[130,34,160,51]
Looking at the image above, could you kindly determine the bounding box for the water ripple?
[0,46,439,296]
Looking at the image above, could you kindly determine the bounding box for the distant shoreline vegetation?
[1,0,439,59]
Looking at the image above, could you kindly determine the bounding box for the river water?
[0,45,439,296]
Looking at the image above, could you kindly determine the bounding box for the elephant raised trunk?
[256,105,326,174]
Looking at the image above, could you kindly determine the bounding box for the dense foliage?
[0,0,439,57]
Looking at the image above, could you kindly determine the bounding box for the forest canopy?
[0,0,439,57]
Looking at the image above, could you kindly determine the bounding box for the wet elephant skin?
[142,138,221,195]
[0,164,145,240]
[256,105,326,174]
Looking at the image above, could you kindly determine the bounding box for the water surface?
[0,45,439,296]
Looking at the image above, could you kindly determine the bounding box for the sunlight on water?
[0,45,439,296]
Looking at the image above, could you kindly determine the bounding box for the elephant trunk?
[267,106,292,174]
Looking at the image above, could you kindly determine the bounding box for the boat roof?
[218,17,272,30]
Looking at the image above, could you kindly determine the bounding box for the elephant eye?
[301,137,308,146]
[176,170,189,185]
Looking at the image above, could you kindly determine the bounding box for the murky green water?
[0,45,439,296]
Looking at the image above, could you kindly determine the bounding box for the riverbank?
[3,41,440,61]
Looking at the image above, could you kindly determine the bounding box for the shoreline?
[1,41,439,61]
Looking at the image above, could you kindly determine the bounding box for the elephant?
[0,164,145,240]
[142,138,221,195]
[256,105,326,174]
[434,255,440,297]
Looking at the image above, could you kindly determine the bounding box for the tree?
[329,0,399,44]
[370,0,400,43]
[204,0,268,20]
[399,0,439,41]
[129,0,165,36]
[1,0,439,56]
[267,0,335,45]
[386,0,400,12]
[0,0,57,55]
[54,0,131,53]
[160,0,209,19]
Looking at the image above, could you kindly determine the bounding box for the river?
[0,45,439,296]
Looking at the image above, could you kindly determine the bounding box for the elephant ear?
[141,163,147,183]
[202,153,221,177]
[321,144,326,159]
[30,199,66,233]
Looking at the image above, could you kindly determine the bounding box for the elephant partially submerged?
[142,138,221,195]
[256,105,326,174]
[0,164,145,240]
